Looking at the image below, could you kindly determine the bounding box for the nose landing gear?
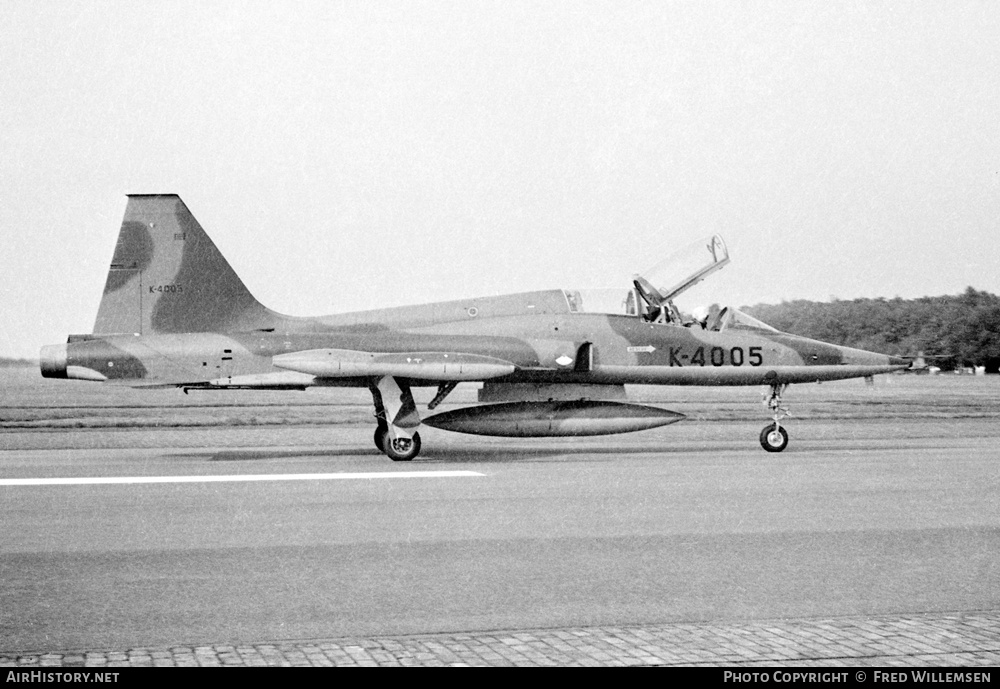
[760,383,790,452]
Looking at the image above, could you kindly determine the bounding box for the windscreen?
[717,308,779,332]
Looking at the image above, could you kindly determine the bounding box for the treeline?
[743,287,1000,373]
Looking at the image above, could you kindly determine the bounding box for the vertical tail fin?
[93,194,284,335]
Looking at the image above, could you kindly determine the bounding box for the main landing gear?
[370,376,423,461]
[760,383,790,452]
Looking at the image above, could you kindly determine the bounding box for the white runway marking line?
[0,471,485,486]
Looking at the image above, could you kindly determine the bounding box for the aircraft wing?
[272,349,517,381]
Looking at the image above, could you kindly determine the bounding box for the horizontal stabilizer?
[273,349,517,381]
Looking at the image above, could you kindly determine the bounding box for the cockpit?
[562,234,779,333]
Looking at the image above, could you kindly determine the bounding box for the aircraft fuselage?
[42,290,904,389]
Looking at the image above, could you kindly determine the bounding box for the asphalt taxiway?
[1,418,998,664]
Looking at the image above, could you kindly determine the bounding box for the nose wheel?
[760,423,789,452]
[760,383,791,452]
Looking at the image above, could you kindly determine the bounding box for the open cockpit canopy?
[633,234,729,305]
[561,234,780,333]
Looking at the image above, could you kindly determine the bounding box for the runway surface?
[1,414,998,661]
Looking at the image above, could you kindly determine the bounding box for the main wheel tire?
[384,431,421,462]
[374,423,388,452]
[760,423,789,452]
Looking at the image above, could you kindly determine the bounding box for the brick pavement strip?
[1,612,998,667]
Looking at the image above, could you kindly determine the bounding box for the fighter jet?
[40,195,908,460]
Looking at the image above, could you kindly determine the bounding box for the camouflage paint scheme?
[40,195,908,459]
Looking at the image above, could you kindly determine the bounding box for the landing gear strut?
[760,383,790,452]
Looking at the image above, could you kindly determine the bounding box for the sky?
[2,1,999,358]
